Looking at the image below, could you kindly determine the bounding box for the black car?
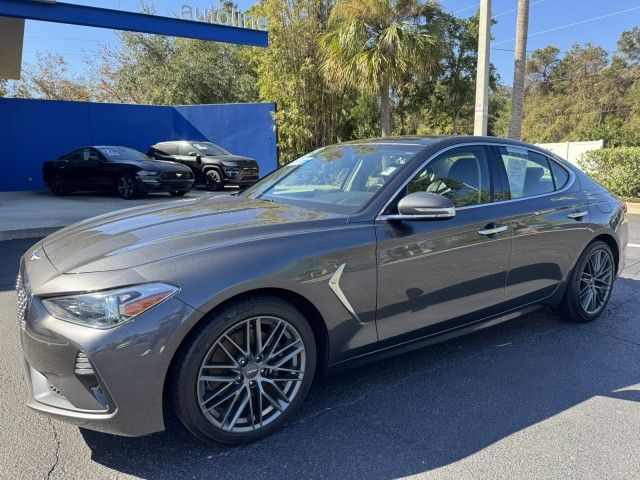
[148,140,260,191]
[43,146,195,199]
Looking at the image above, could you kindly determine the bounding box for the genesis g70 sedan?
[18,136,627,444]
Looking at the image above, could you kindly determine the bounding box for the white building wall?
[535,140,604,168]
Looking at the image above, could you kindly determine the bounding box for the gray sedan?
[17,136,628,444]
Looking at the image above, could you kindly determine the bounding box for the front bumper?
[223,167,259,186]
[18,257,203,437]
[137,176,194,194]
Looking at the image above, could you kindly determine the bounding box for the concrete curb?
[0,227,63,242]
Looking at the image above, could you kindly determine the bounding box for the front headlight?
[137,170,159,177]
[222,161,238,168]
[42,283,179,329]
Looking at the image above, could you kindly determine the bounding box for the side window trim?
[377,142,579,219]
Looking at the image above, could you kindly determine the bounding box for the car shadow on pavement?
[80,276,640,480]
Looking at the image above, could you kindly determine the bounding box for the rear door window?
[158,143,178,155]
[498,147,554,199]
[549,159,570,189]
[178,143,197,156]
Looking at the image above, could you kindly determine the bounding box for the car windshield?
[241,143,422,214]
[97,146,149,161]
[192,142,230,156]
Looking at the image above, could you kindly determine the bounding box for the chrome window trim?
[376,142,577,220]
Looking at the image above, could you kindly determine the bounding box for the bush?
[579,147,640,198]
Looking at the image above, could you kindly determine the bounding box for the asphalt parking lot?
[0,215,639,479]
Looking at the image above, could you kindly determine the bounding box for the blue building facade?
[0,98,277,191]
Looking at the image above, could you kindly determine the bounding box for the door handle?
[477,224,509,236]
[567,210,588,220]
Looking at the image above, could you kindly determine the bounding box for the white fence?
[535,140,604,167]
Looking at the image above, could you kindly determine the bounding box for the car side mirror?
[393,192,455,220]
[189,151,202,163]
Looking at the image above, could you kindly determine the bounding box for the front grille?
[15,271,28,330]
[159,171,193,180]
[234,160,258,170]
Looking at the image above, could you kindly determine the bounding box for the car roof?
[342,135,544,149]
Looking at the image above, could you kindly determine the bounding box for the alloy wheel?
[579,248,614,315]
[206,170,222,191]
[197,316,306,433]
[117,175,135,199]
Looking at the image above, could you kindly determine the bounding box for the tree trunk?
[508,0,530,140]
[380,77,391,137]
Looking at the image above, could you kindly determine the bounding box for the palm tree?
[321,0,442,137]
[508,0,530,139]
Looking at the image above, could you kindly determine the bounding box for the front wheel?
[171,296,316,444]
[559,241,615,322]
[205,169,224,191]
[116,174,138,199]
[51,175,69,196]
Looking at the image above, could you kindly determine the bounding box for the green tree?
[618,26,640,65]
[13,53,92,101]
[320,0,443,136]
[250,0,357,163]
[521,37,640,147]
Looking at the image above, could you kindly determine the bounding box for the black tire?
[205,169,224,191]
[51,175,69,196]
[559,240,615,323]
[170,190,188,197]
[116,174,139,199]
[171,296,316,444]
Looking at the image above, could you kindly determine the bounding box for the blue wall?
[0,98,277,191]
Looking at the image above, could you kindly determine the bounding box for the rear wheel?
[51,175,69,196]
[560,241,615,322]
[172,296,316,444]
[205,169,224,191]
[116,174,138,199]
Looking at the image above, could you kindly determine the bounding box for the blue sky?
[19,0,640,85]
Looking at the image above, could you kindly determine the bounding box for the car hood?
[42,195,344,273]
[203,154,256,163]
[121,159,190,172]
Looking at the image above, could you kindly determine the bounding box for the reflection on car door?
[492,146,589,307]
[375,145,512,343]
[64,149,94,189]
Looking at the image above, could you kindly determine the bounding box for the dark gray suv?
[148,140,260,191]
[17,136,628,444]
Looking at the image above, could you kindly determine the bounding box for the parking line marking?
[629,243,640,248]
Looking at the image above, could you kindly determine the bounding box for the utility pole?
[473,0,492,136]
[508,0,530,139]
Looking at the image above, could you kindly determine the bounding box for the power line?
[493,5,640,46]
[451,0,544,18]
[492,0,544,19]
